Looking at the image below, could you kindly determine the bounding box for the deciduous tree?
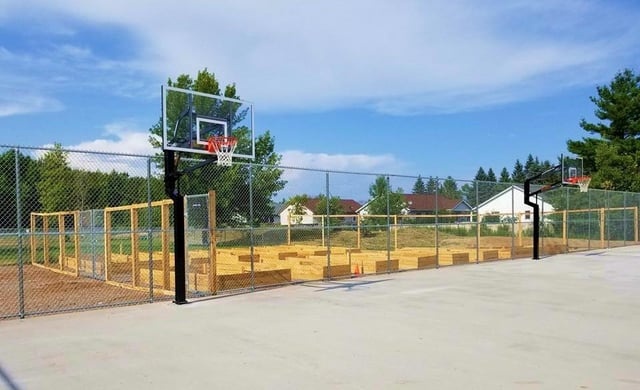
[287,194,309,225]
[440,176,461,199]
[37,144,72,212]
[149,68,286,224]
[367,176,405,215]
[315,194,345,227]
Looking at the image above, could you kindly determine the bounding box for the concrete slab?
[1,246,640,389]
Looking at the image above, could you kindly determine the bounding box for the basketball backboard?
[162,85,255,160]
[561,155,586,185]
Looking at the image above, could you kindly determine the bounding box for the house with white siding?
[475,185,554,223]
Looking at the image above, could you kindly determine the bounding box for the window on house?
[525,211,531,220]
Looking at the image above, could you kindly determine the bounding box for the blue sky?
[1,0,640,187]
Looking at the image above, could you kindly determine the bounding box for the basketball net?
[207,136,238,166]
[576,177,591,193]
[568,176,591,193]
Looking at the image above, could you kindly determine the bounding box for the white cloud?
[70,122,156,156]
[2,0,639,116]
[37,122,158,177]
[277,150,403,200]
[280,150,397,173]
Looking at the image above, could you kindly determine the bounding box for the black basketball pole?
[164,150,188,304]
[524,164,561,260]
[523,178,540,260]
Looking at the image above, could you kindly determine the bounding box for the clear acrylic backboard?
[161,85,255,160]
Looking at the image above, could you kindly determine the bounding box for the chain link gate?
[185,193,212,297]
[78,209,105,280]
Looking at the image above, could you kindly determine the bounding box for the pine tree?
[474,167,488,182]
[499,167,511,183]
[567,69,640,191]
[486,168,497,182]
[524,154,537,178]
[426,176,439,194]
[512,160,526,183]
[412,175,427,194]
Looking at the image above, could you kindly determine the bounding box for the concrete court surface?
[1,247,640,389]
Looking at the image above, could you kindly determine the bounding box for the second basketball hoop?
[207,136,238,166]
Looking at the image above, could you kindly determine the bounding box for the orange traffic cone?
[354,264,360,277]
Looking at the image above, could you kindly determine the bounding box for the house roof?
[304,198,362,214]
[402,193,466,211]
[273,202,289,215]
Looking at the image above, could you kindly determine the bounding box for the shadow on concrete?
[301,279,392,292]
[0,363,21,390]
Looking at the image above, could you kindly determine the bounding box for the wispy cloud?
[0,95,63,117]
[0,24,155,118]
[1,0,639,116]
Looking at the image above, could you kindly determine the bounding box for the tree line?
[0,140,284,229]
[408,154,554,207]
[0,146,167,229]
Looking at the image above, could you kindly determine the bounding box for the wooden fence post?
[357,216,361,249]
[635,206,638,243]
[73,211,80,277]
[30,213,36,265]
[600,208,606,249]
[517,213,523,247]
[104,209,112,281]
[131,208,139,287]
[208,191,217,294]
[58,213,65,271]
[161,202,170,290]
[394,215,398,251]
[563,210,568,251]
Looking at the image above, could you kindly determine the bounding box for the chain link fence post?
[474,180,479,268]
[435,177,440,266]
[146,157,154,302]
[587,187,592,250]
[15,148,25,318]
[249,163,255,291]
[385,176,391,273]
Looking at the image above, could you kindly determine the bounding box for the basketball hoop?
[207,136,238,166]
[567,176,591,192]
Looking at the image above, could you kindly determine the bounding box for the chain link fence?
[2,144,640,319]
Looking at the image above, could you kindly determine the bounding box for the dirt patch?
[0,265,156,319]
